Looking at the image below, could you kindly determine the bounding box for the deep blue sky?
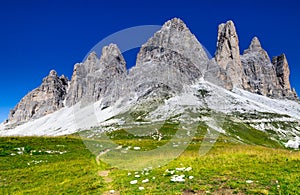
[1,0,300,122]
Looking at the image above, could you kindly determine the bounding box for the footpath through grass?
[0,136,299,194]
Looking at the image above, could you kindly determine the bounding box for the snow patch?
[285,136,300,149]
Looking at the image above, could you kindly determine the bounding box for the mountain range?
[1,18,299,149]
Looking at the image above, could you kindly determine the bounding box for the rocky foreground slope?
[1,18,299,148]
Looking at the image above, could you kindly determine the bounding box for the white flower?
[185,167,192,171]
[138,187,145,190]
[188,176,194,179]
[142,179,149,183]
[171,175,185,182]
[176,167,185,171]
[128,172,131,176]
[133,147,141,150]
[109,189,115,194]
[130,180,138,184]
[152,177,156,180]
[135,175,140,178]
[246,180,253,184]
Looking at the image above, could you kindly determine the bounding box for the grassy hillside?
[0,134,299,194]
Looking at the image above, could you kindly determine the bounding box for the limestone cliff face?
[8,70,68,124]
[5,18,299,125]
[240,37,297,99]
[241,37,281,97]
[65,44,127,106]
[100,18,210,109]
[214,20,245,88]
[136,18,209,71]
[214,20,298,100]
[272,54,298,99]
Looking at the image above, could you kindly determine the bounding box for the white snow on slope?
[0,100,126,136]
[285,136,300,149]
[0,79,299,137]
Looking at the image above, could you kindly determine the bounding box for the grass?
[0,136,106,194]
[0,133,299,194]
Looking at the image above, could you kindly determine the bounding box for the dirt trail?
[96,148,120,194]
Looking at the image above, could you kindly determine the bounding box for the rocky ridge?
[8,70,68,125]
[214,21,297,99]
[65,44,127,106]
[4,18,298,125]
[214,20,246,88]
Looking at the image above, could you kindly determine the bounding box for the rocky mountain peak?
[241,36,281,97]
[161,17,187,31]
[272,54,291,90]
[249,36,261,49]
[4,18,299,127]
[101,18,210,110]
[49,69,58,77]
[7,70,69,124]
[215,20,240,67]
[65,43,127,106]
[101,44,121,57]
[214,20,245,88]
[242,36,270,61]
[243,37,262,54]
[86,51,98,62]
[100,44,126,71]
[136,17,208,74]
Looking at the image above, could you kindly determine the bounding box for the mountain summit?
[7,70,68,125]
[1,18,299,149]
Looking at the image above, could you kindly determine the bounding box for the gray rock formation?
[8,70,68,124]
[136,18,209,71]
[272,54,298,99]
[241,37,281,97]
[5,18,299,126]
[240,37,297,99]
[213,20,298,100]
[214,20,245,88]
[65,44,127,106]
[100,18,210,109]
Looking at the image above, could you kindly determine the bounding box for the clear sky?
[1,0,300,122]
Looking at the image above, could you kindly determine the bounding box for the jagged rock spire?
[101,18,211,110]
[241,37,297,99]
[272,54,290,89]
[214,20,244,88]
[136,17,209,73]
[215,20,240,69]
[5,18,299,127]
[8,70,68,124]
[243,37,262,54]
[65,43,127,106]
[241,36,281,97]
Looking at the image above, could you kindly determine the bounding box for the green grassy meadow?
[0,133,299,194]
